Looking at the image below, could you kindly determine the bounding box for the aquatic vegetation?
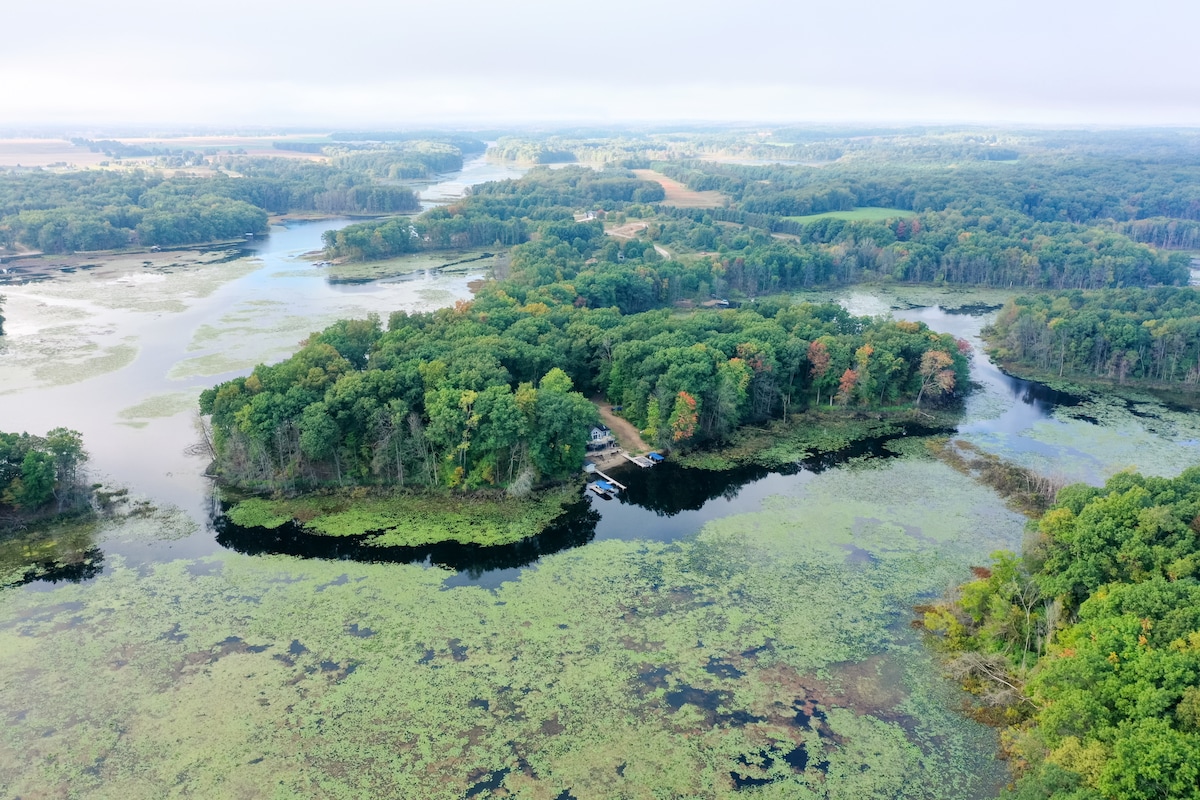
[792,286,1017,319]
[33,342,139,389]
[117,392,199,422]
[927,438,1065,517]
[0,519,102,588]
[322,250,494,282]
[962,392,1200,484]
[0,459,1016,799]
[674,411,924,471]
[226,485,583,547]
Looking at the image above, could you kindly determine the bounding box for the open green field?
[784,207,916,223]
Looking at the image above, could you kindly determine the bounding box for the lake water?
[417,152,527,209]
[2,195,1199,797]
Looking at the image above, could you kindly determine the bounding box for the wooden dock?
[593,470,626,490]
[622,453,654,468]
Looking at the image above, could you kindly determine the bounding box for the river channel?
[2,164,1199,797]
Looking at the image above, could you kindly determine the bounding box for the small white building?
[587,425,614,450]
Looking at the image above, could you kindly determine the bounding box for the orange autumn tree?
[808,339,831,405]
[835,369,859,405]
[669,391,699,442]
[916,350,956,408]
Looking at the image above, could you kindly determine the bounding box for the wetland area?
[3,163,1200,799]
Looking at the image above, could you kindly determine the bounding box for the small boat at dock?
[587,479,619,498]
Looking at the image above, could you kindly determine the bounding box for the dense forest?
[0,429,89,531]
[922,468,1200,800]
[324,162,1187,301]
[200,294,967,493]
[649,159,1192,289]
[0,170,270,252]
[986,289,1200,390]
[473,128,1198,293]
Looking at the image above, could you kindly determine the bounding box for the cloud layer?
[4,0,1198,126]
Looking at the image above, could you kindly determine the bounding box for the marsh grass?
[927,438,1065,517]
[323,250,495,282]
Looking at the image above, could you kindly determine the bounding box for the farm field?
[784,207,916,223]
[632,168,727,208]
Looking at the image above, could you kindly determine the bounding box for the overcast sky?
[4,0,1199,129]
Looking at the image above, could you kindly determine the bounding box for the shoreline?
[217,405,962,551]
[980,338,1200,411]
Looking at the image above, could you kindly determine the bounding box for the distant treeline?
[0,159,420,253]
[328,133,487,154]
[272,139,476,179]
[0,136,509,253]
[69,137,217,161]
[483,131,1028,169]
[655,206,1189,290]
[656,158,1200,224]
[987,288,1200,389]
[329,143,464,179]
[323,161,1187,307]
[321,167,664,261]
[643,153,1195,289]
[272,142,326,154]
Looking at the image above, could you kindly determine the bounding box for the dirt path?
[605,221,648,239]
[592,399,651,453]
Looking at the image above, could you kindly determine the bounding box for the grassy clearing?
[226,484,581,547]
[784,207,916,223]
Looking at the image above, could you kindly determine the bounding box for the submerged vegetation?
[922,468,1200,799]
[0,459,1022,799]
[927,438,1068,517]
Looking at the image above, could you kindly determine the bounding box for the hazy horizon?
[4,0,1200,129]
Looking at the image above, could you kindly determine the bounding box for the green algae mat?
[0,459,1018,799]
